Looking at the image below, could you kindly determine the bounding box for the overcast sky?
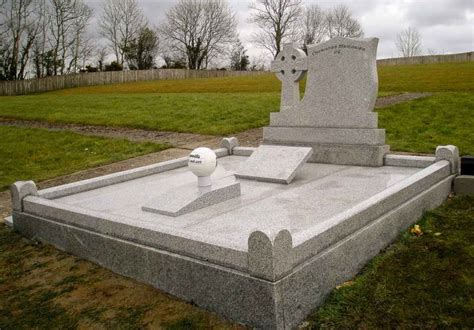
[85,0,474,64]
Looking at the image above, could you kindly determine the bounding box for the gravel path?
[375,92,431,108]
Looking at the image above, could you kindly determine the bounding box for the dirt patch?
[0,224,242,329]
[375,92,431,108]
[0,119,222,150]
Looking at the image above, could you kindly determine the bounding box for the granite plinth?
[11,152,453,328]
[142,178,241,217]
[454,176,474,195]
[235,145,313,184]
[263,140,389,167]
[384,154,436,168]
[263,126,386,145]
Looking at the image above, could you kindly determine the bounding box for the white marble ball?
[188,147,217,177]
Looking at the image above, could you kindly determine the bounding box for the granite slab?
[45,156,421,251]
[235,145,313,184]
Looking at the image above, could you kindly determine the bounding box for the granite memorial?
[8,37,460,329]
[265,37,388,166]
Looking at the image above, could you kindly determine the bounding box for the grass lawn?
[378,62,474,92]
[0,126,169,190]
[0,92,472,154]
[306,195,474,328]
[380,92,474,155]
[0,62,472,141]
[50,61,474,95]
[0,93,279,135]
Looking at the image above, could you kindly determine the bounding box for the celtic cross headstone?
[263,37,389,167]
[270,45,307,110]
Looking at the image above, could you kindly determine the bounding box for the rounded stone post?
[10,180,38,212]
[248,229,294,281]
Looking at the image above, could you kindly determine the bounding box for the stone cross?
[270,43,308,110]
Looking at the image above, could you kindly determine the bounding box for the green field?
[49,61,474,94]
[0,126,169,190]
[1,62,473,154]
[0,93,279,135]
[380,92,474,155]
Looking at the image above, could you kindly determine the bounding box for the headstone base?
[264,126,389,167]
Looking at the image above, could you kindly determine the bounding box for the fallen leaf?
[411,224,423,236]
[336,280,354,289]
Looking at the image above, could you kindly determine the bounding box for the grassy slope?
[0,62,472,136]
[380,92,474,155]
[307,195,474,328]
[0,93,279,135]
[378,62,474,92]
[0,126,169,190]
[48,61,474,94]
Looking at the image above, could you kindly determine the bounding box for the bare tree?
[32,0,50,78]
[325,5,363,39]
[396,27,422,57]
[161,0,237,70]
[249,0,303,58]
[96,46,108,71]
[249,54,269,71]
[0,0,39,80]
[76,33,96,71]
[68,4,93,73]
[100,0,145,65]
[302,4,325,51]
[49,0,92,75]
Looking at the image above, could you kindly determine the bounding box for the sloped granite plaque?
[235,145,313,184]
[142,177,240,217]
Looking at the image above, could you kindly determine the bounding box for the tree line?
[0,0,423,81]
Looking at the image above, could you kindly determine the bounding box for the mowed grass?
[50,61,474,95]
[0,62,472,137]
[0,93,279,135]
[379,62,474,92]
[380,92,474,155]
[0,126,169,190]
[306,195,474,328]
